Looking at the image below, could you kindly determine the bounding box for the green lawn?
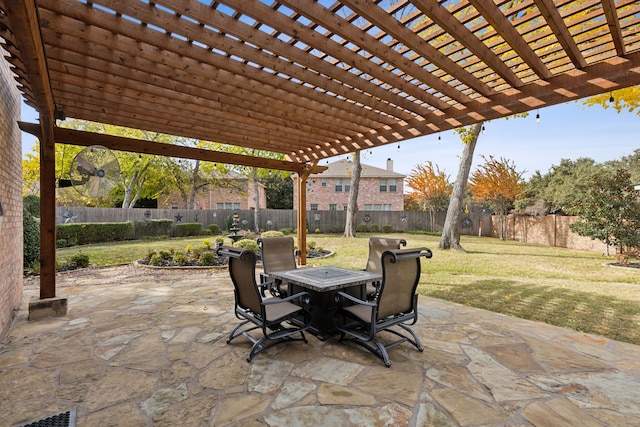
[57,233,640,345]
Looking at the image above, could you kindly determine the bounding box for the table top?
[269,266,381,292]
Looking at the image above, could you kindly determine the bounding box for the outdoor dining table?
[269,266,382,340]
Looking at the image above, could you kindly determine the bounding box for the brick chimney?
[386,158,393,171]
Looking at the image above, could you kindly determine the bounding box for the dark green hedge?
[24,209,40,268]
[132,219,173,239]
[174,223,204,237]
[57,222,134,245]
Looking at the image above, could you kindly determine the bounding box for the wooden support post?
[296,162,317,266]
[39,115,57,299]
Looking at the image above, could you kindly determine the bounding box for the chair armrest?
[262,290,309,305]
[335,291,375,308]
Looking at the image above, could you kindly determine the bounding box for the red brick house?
[159,170,266,210]
[293,159,405,211]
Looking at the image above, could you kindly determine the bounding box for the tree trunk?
[252,167,260,233]
[439,122,482,251]
[344,151,362,237]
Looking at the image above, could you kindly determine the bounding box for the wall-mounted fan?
[66,145,121,198]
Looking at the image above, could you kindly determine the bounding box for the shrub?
[57,222,134,245]
[70,253,90,268]
[215,237,224,246]
[202,239,212,249]
[149,253,164,266]
[202,229,212,236]
[23,209,40,269]
[191,244,209,258]
[157,250,172,260]
[241,230,258,240]
[23,195,40,218]
[173,251,189,266]
[356,223,369,233]
[174,223,203,237]
[314,228,321,234]
[56,239,68,248]
[307,240,316,250]
[132,219,172,239]
[370,223,379,233]
[382,224,393,233]
[199,252,217,266]
[235,239,259,253]
[261,230,284,238]
[208,224,220,234]
[280,227,294,235]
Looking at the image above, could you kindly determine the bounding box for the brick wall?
[0,48,24,339]
[294,176,405,211]
[158,180,266,210]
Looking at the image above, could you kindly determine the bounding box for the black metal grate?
[18,409,76,427]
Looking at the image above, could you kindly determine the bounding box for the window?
[310,204,318,210]
[364,204,372,210]
[343,205,348,211]
[388,179,397,193]
[234,203,240,210]
[335,179,342,192]
[216,202,224,209]
[171,203,178,209]
[329,204,337,210]
[379,179,387,192]
[225,202,233,209]
[373,204,382,211]
[384,204,392,211]
[344,181,351,192]
[321,178,327,187]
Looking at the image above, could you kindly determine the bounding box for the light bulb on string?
[482,125,486,134]
[535,110,540,123]
[609,92,615,103]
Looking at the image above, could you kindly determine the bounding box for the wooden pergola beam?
[18,122,328,175]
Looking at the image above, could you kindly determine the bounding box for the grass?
[57,233,640,345]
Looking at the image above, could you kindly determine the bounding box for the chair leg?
[398,323,424,352]
[227,319,258,344]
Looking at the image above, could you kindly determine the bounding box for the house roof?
[310,159,405,179]
[2,1,640,172]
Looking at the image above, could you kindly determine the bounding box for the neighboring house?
[159,170,267,210]
[293,158,405,211]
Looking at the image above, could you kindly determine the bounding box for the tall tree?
[468,155,525,239]
[344,151,362,237]
[570,168,640,255]
[439,122,482,251]
[406,161,451,231]
[262,171,293,209]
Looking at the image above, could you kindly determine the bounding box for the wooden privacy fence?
[56,207,492,236]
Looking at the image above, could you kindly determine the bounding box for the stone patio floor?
[1,265,639,426]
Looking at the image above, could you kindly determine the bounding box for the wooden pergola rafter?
[1,0,640,300]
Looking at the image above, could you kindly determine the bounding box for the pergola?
[2,0,640,303]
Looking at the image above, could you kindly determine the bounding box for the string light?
[481,125,486,134]
[535,110,540,123]
[438,134,441,141]
[609,92,615,103]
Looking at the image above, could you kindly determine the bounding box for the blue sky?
[21,98,638,180]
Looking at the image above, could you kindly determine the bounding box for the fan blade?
[100,158,119,174]
[88,177,101,198]
[76,155,98,176]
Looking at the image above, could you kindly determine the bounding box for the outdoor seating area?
[2,264,639,426]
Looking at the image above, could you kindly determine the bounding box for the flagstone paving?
[1,265,639,426]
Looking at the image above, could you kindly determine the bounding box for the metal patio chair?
[335,247,432,367]
[258,236,298,297]
[217,245,310,362]
[364,237,407,299]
